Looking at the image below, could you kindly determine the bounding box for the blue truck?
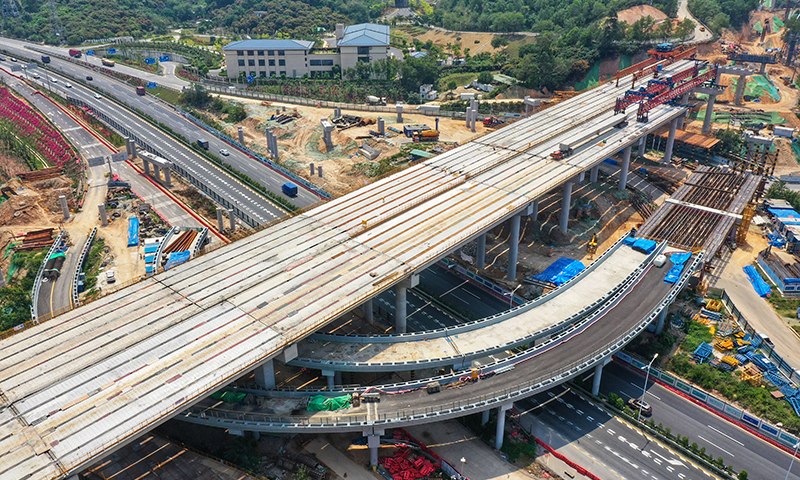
[282,182,298,197]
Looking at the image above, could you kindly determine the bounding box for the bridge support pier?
[655,306,668,334]
[589,166,599,183]
[578,170,585,183]
[591,358,612,396]
[531,199,539,220]
[702,94,717,135]
[619,146,632,191]
[252,431,260,440]
[363,299,374,324]
[143,159,151,177]
[322,369,335,390]
[495,402,514,450]
[228,429,244,437]
[334,371,342,386]
[476,233,486,269]
[735,74,747,105]
[677,92,690,129]
[254,360,275,390]
[395,274,419,334]
[560,181,573,233]
[638,135,647,157]
[507,214,521,280]
[364,429,384,468]
[481,409,490,425]
[663,118,678,164]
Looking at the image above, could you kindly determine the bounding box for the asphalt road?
[598,361,800,480]
[0,36,324,209]
[519,387,714,480]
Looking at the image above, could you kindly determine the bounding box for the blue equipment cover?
[744,265,771,298]
[532,257,585,286]
[165,250,191,270]
[144,245,159,254]
[144,254,155,264]
[631,238,657,254]
[127,217,139,247]
[664,252,692,284]
[622,236,636,246]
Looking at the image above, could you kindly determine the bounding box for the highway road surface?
[0,37,324,208]
[598,361,800,480]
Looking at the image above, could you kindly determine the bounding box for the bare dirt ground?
[395,28,505,56]
[219,95,485,195]
[616,5,669,25]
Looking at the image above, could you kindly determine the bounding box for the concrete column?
[228,209,236,231]
[323,370,335,390]
[378,117,385,135]
[664,118,678,164]
[396,102,403,123]
[367,433,381,467]
[252,431,261,440]
[507,214,521,280]
[560,181,573,233]
[334,371,342,386]
[638,135,647,156]
[592,362,604,396]
[363,298,374,324]
[619,146,632,190]
[98,203,108,226]
[163,167,171,186]
[216,209,225,232]
[590,165,599,183]
[677,92,690,129]
[310,162,315,176]
[578,170,585,182]
[655,307,668,334]
[481,409,490,425]
[318,165,323,178]
[702,94,717,135]
[470,109,476,133]
[495,403,513,450]
[143,160,151,177]
[254,360,275,390]
[228,429,244,437]
[531,199,539,220]
[153,165,161,182]
[395,274,419,334]
[476,233,486,269]
[59,195,69,220]
[735,74,746,105]
[465,107,471,127]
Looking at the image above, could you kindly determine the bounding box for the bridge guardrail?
[152,226,177,276]
[72,227,97,307]
[31,230,66,320]
[311,230,635,343]
[183,248,701,430]
[192,227,209,257]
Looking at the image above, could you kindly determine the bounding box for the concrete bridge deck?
[0,59,700,480]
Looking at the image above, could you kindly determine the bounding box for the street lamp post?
[638,353,658,421]
[786,442,800,480]
[507,284,522,309]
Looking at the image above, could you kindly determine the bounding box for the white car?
[50,77,57,83]
[106,270,116,283]
[94,93,102,99]
[31,73,40,79]
[219,148,230,156]
[65,83,72,88]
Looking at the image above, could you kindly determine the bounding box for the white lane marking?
[577,409,584,415]
[587,416,594,422]
[607,429,615,435]
[698,435,735,457]
[706,425,745,446]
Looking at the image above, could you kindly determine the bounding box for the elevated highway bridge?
[1,58,721,479]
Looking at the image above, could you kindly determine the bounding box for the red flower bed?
[0,87,80,167]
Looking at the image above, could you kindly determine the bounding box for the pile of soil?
[0,177,74,228]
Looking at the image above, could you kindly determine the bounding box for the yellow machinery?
[736,204,755,245]
[587,234,598,256]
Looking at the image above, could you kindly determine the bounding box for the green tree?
[477,71,494,84]
[738,470,748,480]
[675,19,696,43]
[491,36,509,48]
[447,80,457,90]
[714,129,742,156]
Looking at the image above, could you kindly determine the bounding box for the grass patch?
[681,320,714,353]
[0,249,46,331]
[439,72,481,90]
[83,237,106,294]
[768,292,800,318]
[151,86,182,105]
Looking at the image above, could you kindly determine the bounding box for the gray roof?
[223,39,314,51]
[338,23,390,47]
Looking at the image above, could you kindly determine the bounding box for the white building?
[223,23,390,79]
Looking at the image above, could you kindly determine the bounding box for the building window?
[237,50,244,56]
[280,71,286,76]
[357,56,369,63]
[238,59,245,66]
[357,46,370,55]
[250,71,256,77]
[268,50,274,55]
[257,50,264,56]
[279,59,286,66]
[270,71,276,77]
[258,59,265,66]
[260,71,267,77]
[322,59,334,66]
[269,59,275,66]
[310,59,321,66]
[248,59,255,66]
[247,50,254,55]
[278,50,285,56]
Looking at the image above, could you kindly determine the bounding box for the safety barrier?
[176,106,331,200]
[192,228,209,257]
[30,230,66,320]
[152,226,177,276]
[311,231,634,343]
[71,227,97,307]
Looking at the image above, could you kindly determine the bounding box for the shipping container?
[282,183,298,196]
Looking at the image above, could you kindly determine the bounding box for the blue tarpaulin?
[744,265,772,297]
[631,238,657,254]
[664,252,692,284]
[144,245,159,254]
[144,254,155,263]
[127,217,139,247]
[165,250,191,270]
[532,257,585,286]
[768,208,800,218]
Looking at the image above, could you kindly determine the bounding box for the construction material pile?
[332,114,375,130]
[17,167,62,182]
[380,447,439,480]
[14,228,54,251]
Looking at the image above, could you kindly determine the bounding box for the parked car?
[106,270,116,283]
[219,148,230,156]
[627,398,652,416]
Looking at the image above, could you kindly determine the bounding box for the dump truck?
[101,58,115,67]
[282,182,298,196]
[68,49,82,58]
[366,95,387,106]
[136,86,146,96]
[40,55,50,63]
